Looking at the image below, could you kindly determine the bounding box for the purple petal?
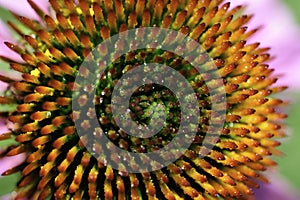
[0,0,51,21]
[0,119,26,176]
[0,81,8,93]
[0,193,27,200]
[230,0,300,89]
[0,154,26,176]
[0,41,23,63]
[0,194,11,200]
[0,21,14,42]
[0,118,9,135]
[0,21,23,62]
[253,172,300,200]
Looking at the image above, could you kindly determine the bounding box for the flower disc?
[0,0,287,200]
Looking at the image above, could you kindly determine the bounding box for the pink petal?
[0,81,8,93]
[230,0,300,89]
[0,20,23,62]
[253,172,300,200]
[0,41,24,63]
[0,120,26,174]
[0,0,51,21]
[0,192,27,200]
[0,21,14,42]
[0,154,25,175]
[0,118,9,135]
[0,194,11,200]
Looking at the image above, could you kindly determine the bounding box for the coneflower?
[0,0,287,200]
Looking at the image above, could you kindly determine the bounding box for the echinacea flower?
[0,0,290,199]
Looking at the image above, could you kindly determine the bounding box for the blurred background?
[0,0,299,198]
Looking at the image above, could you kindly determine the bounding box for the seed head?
[0,0,287,200]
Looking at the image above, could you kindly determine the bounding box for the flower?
[0,0,289,199]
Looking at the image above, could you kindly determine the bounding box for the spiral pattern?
[0,0,287,199]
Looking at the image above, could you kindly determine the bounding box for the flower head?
[0,0,287,199]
